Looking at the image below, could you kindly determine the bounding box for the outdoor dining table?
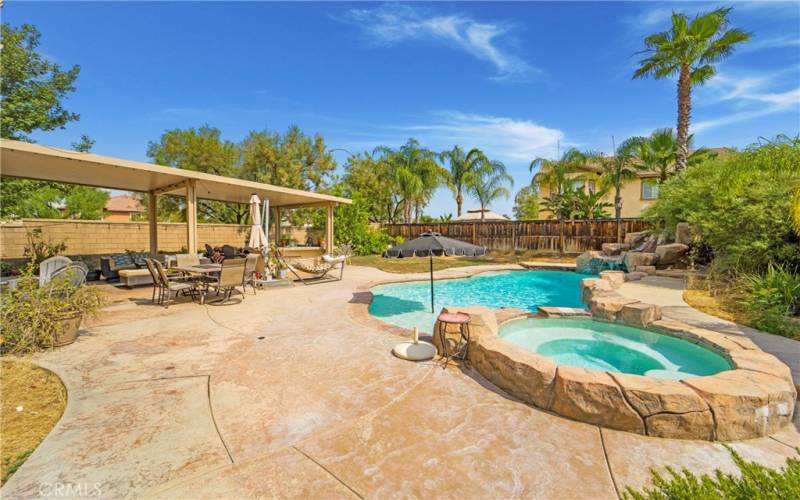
[173,263,221,305]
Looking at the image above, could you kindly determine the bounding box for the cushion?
[118,269,151,278]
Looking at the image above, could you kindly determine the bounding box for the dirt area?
[0,359,67,485]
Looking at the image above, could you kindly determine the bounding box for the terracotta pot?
[53,311,83,347]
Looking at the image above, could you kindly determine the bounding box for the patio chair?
[208,258,246,304]
[242,253,259,295]
[176,253,200,267]
[151,259,197,308]
[336,244,353,265]
[143,258,162,303]
[39,256,72,288]
[46,262,88,298]
[204,243,215,258]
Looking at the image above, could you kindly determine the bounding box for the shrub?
[624,447,800,499]
[23,229,67,272]
[736,265,800,338]
[645,137,800,276]
[0,264,104,355]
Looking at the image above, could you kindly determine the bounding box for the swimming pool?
[500,317,731,379]
[368,270,589,333]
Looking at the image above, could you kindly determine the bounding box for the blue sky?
[8,1,800,217]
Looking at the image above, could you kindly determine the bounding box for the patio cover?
[0,139,350,253]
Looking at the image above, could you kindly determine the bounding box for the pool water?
[500,318,731,379]
[369,270,588,333]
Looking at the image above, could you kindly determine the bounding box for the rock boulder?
[619,302,661,327]
[624,231,648,246]
[601,243,630,256]
[655,243,689,266]
[599,270,626,289]
[623,252,658,272]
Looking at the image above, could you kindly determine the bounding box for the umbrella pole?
[429,253,434,313]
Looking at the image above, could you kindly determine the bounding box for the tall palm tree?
[633,7,750,172]
[442,146,487,217]
[530,147,587,255]
[595,137,647,243]
[467,159,513,221]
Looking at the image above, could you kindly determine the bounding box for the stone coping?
[349,267,796,442]
[466,272,795,441]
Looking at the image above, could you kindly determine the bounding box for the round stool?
[436,312,471,367]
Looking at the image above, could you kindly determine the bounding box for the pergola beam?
[148,191,158,256]
[185,180,198,253]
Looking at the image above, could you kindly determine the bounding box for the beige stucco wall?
[538,174,656,219]
[0,219,252,259]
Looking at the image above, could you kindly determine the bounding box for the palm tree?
[442,146,487,217]
[639,128,714,182]
[530,147,587,255]
[633,7,750,172]
[377,139,445,224]
[595,137,647,243]
[467,159,513,221]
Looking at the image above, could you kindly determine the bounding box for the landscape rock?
[470,337,557,409]
[624,231,648,246]
[619,302,661,327]
[611,373,709,416]
[599,270,626,289]
[645,411,715,440]
[655,243,689,266]
[683,370,796,440]
[588,293,639,321]
[601,243,630,256]
[575,251,621,274]
[728,349,794,384]
[636,266,656,275]
[551,366,644,433]
[623,252,658,272]
[675,223,692,245]
[624,271,647,281]
[634,235,659,253]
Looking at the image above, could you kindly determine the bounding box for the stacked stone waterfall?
[575,223,691,275]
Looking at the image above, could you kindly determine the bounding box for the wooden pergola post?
[272,206,281,247]
[185,179,198,253]
[325,203,334,253]
[148,191,158,256]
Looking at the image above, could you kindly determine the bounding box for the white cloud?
[342,4,535,80]
[693,70,800,132]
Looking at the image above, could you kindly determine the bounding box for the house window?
[571,179,585,192]
[587,181,596,194]
[641,179,659,200]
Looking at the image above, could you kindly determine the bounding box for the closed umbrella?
[384,232,487,313]
[248,194,268,250]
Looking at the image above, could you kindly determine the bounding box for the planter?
[277,269,288,279]
[53,311,83,347]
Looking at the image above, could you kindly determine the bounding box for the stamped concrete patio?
[3,265,798,499]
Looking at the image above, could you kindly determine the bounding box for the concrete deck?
[3,266,798,499]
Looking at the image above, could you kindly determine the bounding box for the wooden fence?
[382,219,649,254]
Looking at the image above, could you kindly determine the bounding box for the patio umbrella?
[384,232,487,313]
[248,194,268,250]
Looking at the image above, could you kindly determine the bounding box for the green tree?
[638,128,713,183]
[531,148,587,255]
[442,146,487,217]
[147,126,246,223]
[633,7,750,172]
[377,139,445,224]
[70,134,95,153]
[1,23,81,140]
[594,137,647,243]
[512,186,539,220]
[467,158,513,221]
[341,152,403,224]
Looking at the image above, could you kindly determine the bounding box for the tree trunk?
[615,186,622,244]
[456,190,463,217]
[404,200,412,225]
[675,64,692,172]
[481,204,485,221]
[558,217,565,257]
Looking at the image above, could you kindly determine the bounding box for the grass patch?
[350,252,576,274]
[1,359,67,485]
[624,446,800,499]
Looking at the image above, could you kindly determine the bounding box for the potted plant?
[0,264,104,354]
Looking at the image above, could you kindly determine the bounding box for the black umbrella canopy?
[383,232,487,313]
[384,232,487,258]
